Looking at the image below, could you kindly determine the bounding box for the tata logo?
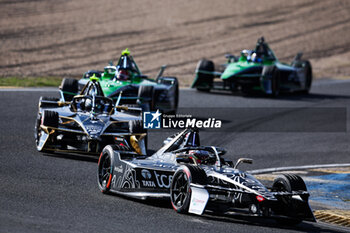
[142,180,156,187]
[141,169,152,179]
[143,110,161,129]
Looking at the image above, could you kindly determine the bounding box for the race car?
[97,128,315,224]
[34,76,147,155]
[61,48,179,113]
[192,37,312,96]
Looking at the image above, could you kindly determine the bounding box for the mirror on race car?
[234,158,253,169]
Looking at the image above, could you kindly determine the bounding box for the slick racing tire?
[35,111,57,153]
[170,165,207,213]
[42,110,59,128]
[157,76,179,111]
[272,173,307,194]
[41,96,60,101]
[262,66,280,97]
[34,113,47,152]
[272,174,307,225]
[292,60,312,94]
[60,78,78,101]
[39,96,60,108]
[138,85,155,111]
[301,60,312,94]
[97,146,115,194]
[195,59,214,92]
[303,61,312,94]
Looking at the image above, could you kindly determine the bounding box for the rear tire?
[39,96,60,108]
[170,165,207,213]
[195,59,214,92]
[60,78,78,101]
[272,174,307,225]
[157,76,179,112]
[138,85,155,111]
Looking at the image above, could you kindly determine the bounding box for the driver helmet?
[116,68,130,81]
[84,98,92,112]
[188,150,211,163]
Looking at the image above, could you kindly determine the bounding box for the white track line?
[248,163,350,174]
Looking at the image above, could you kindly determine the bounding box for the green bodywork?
[192,38,286,89]
[97,75,157,98]
[220,57,275,80]
[81,49,161,100]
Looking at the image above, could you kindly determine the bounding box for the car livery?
[98,128,315,224]
[192,37,312,96]
[74,49,179,113]
[34,77,146,155]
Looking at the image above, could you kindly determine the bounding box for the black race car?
[34,77,147,155]
[97,128,315,224]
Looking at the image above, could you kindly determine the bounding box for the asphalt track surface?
[1,80,350,233]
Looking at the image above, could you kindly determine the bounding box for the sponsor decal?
[141,169,156,187]
[188,187,209,215]
[142,180,156,187]
[114,165,123,173]
[154,171,173,188]
[141,169,152,179]
[143,110,222,129]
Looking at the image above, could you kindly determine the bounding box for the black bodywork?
[34,79,147,155]
[98,129,315,223]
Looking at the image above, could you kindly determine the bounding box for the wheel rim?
[171,171,190,209]
[98,153,111,189]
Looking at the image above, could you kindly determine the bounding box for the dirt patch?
[0,0,349,86]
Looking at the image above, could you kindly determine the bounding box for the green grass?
[0,77,64,87]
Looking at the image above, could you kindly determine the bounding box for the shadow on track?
[42,152,99,163]
[201,212,345,233]
[41,149,158,163]
[103,194,345,233]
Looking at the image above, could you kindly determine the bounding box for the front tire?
[170,165,207,213]
[97,146,115,194]
[42,110,59,128]
[302,61,312,94]
[34,113,43,151]
[262,66,280,97]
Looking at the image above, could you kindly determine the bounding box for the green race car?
[61,49,179,113]
[192,37,312,96]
